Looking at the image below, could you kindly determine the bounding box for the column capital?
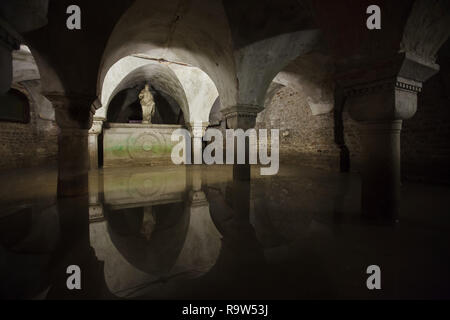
[89,119,104,135]
[222,104,262,130]
[44,92,97,130]
[188,121,209,138]
[337,53,440,122]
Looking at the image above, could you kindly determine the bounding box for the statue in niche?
[138,84,155,124]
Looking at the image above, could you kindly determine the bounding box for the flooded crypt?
[0,0,450,300]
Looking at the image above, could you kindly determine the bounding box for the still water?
[1,165,450,299]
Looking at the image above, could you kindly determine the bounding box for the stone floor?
[0,164,449,299]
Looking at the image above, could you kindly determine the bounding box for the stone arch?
[400,0,450,64]
[97,0,237,113]
[272,52,335,116]
[98,56,220,125]
[101,60,189,123]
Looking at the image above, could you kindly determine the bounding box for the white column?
[188,121,209,165]
[88,118,104,170]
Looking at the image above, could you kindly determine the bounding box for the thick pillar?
[222,105,261,181]
[46,93,95,206]
[339,53,439,221]
[45,93,106,299]
[88,118,104,170]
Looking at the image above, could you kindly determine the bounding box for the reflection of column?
[88,118,104,170]
[188,166,208,207]
[339,54,438,221]
[89,169,104,222]
[188,122,208,165]
[205,177,265,280]
[222,105,261,181]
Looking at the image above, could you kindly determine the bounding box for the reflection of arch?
[0,204,60,299]
[90,200,220,297]
[105,202,190,277]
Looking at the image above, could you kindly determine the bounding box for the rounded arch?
[99,56,220,125]
[97,0,237,113]
[102,61,189,123]
[272,52,335,116]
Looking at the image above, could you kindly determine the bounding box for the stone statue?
[138,84,155,124]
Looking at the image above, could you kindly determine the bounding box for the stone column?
[44,93,102,298]
[222,105,261,181]
[0,21,20,94]
[188,121,208,165]
[46,93,95,202]
[339,53,439,221]
[45,93,106,297]
[88,118,104,170]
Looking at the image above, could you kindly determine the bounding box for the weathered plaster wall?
[0,80,58,169]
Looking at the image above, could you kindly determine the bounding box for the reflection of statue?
[140,207,156,241]
[138,84,155,124]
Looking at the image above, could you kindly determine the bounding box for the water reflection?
[1,165,450,299]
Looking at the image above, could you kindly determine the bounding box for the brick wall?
[0,84,58,169]
[256,86,341,171]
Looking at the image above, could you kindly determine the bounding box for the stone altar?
[103,123,184,168]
